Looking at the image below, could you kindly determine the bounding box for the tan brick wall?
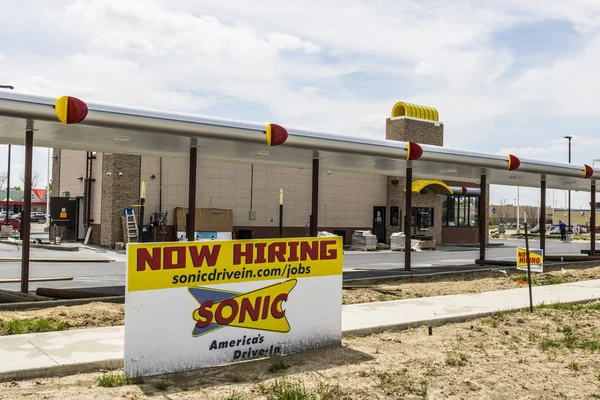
[385,117,444,145]
[385,118,444,243]
[139,157,386,232]
[59,150,86,197]
[100,154,141,247]
[51,148,61,196]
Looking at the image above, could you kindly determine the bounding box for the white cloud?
[264,33,320,53]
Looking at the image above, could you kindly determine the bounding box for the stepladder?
[123,208,139,243]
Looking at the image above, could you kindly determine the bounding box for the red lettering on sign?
[196,294,288,327]
[288,241,299,262]
[136,248,161,271]
[189,244,221,268]
[215,299,238,325]
[300,241,318,261]
[195,300,214,328]
[164,246,186,269]
[233,243,253,265]
[268,242,286,263]
[320,240,337,260]
[254,242,267,264]
[271,293,288,318]
[239,297,260,322]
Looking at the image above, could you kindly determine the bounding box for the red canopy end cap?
[508,154,520,171]
[407,142,423,161]
[584,164,594,179]
[267,124,288,146]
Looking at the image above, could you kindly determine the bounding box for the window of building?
[442,195,479,227]
[390,206,400,226]
[413,208,434,230]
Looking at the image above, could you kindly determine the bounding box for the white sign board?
[125,237,343,377]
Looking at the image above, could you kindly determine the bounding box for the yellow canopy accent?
[408,180,453,195]
[391,102,439,121]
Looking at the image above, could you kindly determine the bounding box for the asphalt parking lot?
[0,237,596,293]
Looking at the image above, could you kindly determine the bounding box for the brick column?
[386,118,444,243]
[100,154,141,247]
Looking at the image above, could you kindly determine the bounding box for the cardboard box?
[175,208,233,232]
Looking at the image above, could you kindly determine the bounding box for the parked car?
[529,225,540,233]
[2,217,20,229]
[30,213,47,223]
[549,226,561,234]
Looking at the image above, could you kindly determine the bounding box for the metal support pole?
[478,174,487,266]
[46,148,50,225]
[591,181,596,256]
[21,128,34,293]
[4,144,10,226]
[310,156,319,237]
[540,178,546,260]
[279,188,284,238]
[568,139,571,228]
[404,166,412,271]
[187,145,197,241]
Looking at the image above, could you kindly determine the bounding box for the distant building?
[0,188,48,213]
[552,209,598,227]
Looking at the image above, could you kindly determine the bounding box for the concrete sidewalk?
[1,280,599,381]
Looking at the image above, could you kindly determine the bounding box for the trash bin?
[565,233,574,242]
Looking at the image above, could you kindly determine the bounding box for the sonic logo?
[189,279,296,337]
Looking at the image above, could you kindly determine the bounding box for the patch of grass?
[568,361,580,371]
[540,338,561,351]
[445,353,468,367]
[259,380,310,400]
[0,318,68,335]
[315,379,344,400]
[536,301,600,311]
[153,380,170,391]
[528,331,540,342]
[377,370,427,398]
[473,326,484,332]
[268,360,290,373]
[97,373,132,387]
[545,278,565,285]
[376,294,388,302]
[423,367,437,377]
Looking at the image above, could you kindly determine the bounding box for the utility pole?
[516,187,520,234]
[1,85,14,226]
[564,135,572,229]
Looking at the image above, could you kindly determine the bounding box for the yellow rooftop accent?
[391,102,439,121]
[407,180,453,195]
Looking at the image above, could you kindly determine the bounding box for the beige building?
[51,106,487,247]
[552,209,598,227]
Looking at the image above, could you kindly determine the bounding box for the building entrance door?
[372,206,386,243]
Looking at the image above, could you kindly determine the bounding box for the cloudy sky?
[1,0,599,208]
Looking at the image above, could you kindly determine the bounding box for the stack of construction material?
[318,231,338,237]
[351,230,377,251]
[390,232,421,251]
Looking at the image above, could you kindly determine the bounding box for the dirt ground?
[1,266,600,334]
[0,301,124,333]
[2,303,600,399]
[343,264,600,305]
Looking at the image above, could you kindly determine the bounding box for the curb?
[0,258,111,263]
[0,241,80,252]
[0,359,123,383]
[0,296,124,311]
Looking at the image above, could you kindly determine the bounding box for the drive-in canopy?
[0,90,597,293]
[0,91,596,191]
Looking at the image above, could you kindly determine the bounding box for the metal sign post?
[524,222,534,313]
